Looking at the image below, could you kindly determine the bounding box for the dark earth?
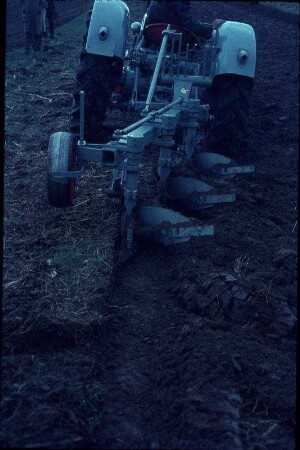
[2,1,298,449]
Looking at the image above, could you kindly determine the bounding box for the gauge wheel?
[47,131,76,207]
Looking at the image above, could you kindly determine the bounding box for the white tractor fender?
[210,21,256,79]
[86,0,130,59]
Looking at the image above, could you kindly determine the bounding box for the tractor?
[47,0,256,256]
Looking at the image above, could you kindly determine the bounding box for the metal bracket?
[215,165,255,176]
[159,157,172,168]
[48,166,85,183]
[194,152,255,179]
[167,177,236,210]
[136,206,214,246]
[155,139,174,148]
[124,188,138,201]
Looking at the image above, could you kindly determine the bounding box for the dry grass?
[4,14,122,339]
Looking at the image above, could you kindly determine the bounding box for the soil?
[2,1,298,449]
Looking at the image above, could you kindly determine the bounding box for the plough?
[47,0,256,257]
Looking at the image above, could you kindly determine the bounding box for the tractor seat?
[143,23,198,49]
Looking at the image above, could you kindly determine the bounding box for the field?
[2,1,298,449]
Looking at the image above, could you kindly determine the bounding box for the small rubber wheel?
[47,132,75,207]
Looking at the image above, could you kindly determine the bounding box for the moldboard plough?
[47,0,256,257]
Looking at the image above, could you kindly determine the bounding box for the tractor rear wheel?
[206,74,254,158]
[70,10,113,142]
[70,54,113,142]
[47,132,75,207]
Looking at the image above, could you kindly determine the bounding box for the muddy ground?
[2,1,298,449]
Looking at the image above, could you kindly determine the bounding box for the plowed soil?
[2,1,298,449]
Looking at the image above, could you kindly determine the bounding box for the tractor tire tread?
[207,75,254,158]
[70,11,112,142]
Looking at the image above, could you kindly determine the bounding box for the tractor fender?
[85,0,130,59]
[210,21,256,79]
